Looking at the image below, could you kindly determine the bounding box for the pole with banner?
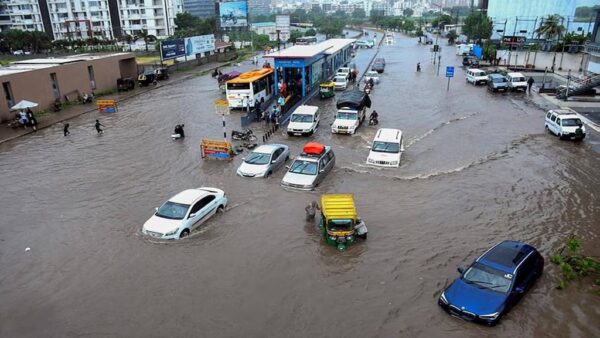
[446,66,454,91]
[159,41,164,67]
[215,99,230,141]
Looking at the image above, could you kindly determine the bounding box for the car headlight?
[165,228,179,236]
[329,235,337,241]
[439,291,448,305]
[367,158,375,164]
[479,312,500,320]
[390,161,399,165]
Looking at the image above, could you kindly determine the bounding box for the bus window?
[227,82,250,90]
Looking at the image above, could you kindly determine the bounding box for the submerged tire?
[180,229,190,238]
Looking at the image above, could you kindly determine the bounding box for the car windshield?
[336,112,357,120]
[462,263,512,293]
[371,141,400,153]
[513,77,525,82]
[155,201,189,220]
[291,114,313,123]
[562,118,582,126]
[493,77,507,83]
[289,160,318,175]
[244,152,271,165]
[328,219,354,231]
[335,77,346,82]
[367,72,378,77]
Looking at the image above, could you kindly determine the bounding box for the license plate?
[294,132,302,136]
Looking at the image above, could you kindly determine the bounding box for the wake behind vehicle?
[319,194,368,251]
[332,89,371,134]
[236,144,289,178]
[281,142,335,190]
[438,240,544,326]
[545,109,586,141]
[142,188,227,239]
[366,128,403,168]
[287,105,320,136]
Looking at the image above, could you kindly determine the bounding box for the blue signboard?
[274,59,305,67]
[446,66,454,78]
[161,39,185,60]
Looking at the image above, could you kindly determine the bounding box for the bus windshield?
[227,82,250,90]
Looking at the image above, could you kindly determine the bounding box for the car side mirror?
[319,169,325,173]
[189,213,196,218]
[271,160,277,163]
[155,207,158,212]
[457,267,464,274]
[285,165,290,169]
[241,157,245,161]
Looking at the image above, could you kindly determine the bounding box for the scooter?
[232,129,256,141]
[369,116,379,126]
[364,84,372,95]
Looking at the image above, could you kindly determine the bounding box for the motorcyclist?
[174,124,185,138]
[369,110,379,125]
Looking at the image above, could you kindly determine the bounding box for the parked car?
[462,56,479,67]
[337,67,351,79]
[363,71,380,84]
[544,109,586,141]
[506,72,528,91]
[487,74,509,92]
[366,128,403,168]
[236,144,290,178]
[372,58,386,73]
[333,75,348,90]
[142,188,227,239]
[438,240,544,326]
[355,40,374,48]
[281,142,335,191]
[287,105,320,136]
[466,68,488,85]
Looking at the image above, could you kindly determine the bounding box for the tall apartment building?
[0,0,182,40]
[181,0,214,18]
[248,0,270,17]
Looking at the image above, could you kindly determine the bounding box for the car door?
[190,195,216,228]
[555,118,561,135]
[271,148,284,170]
[313,112,319,130]
[549,114,558,134]
[186,199,207,229]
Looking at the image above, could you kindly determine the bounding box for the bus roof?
[320,194,357,220]
[227,68,273,84]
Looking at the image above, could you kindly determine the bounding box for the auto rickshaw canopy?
[320,81,335,88]
[320,194,357,222]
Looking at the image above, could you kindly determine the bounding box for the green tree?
[446,30,457,44]
[305,28,317,36]
[27,30,52,53]
[290,30,304,43]
[253,34,271,50]
[403,8,414,17]
[174,12,201,31]
[463,12,493,41]
[536,14,566,41]
[370,9,385,25]
[402,20,416,33]
[353,8,366,19]
[134,29,157,52]
[320,21,344,38]
[291,9,308,23]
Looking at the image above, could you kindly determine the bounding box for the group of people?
[16,108,38,131]
[63,119,104,136]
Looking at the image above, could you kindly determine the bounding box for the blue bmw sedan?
[438,240,544,326]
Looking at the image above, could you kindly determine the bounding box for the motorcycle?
[232,129,256,141]
[369,116,379,126]
[364,83,372,95]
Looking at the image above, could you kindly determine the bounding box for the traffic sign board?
[446,66,454,78]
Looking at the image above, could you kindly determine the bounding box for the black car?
[372,58,386,73]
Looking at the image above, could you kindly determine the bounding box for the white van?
[466,69,488,85]
[287,105,320,136]
[507,72,528,91]
[544,109,586,141]
[366,128,403,168]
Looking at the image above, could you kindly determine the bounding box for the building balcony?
[585,42,600,57]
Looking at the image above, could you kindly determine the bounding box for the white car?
[337,67,351,78]
[287,105,320,136]
[236,144,290,177]
[333,75,348,90]
[142,188,227,240]
[364,71,380,84]
[544,109,586,141]
[466,68,488,85]
[507,72,528,91]
[366,128,403,168]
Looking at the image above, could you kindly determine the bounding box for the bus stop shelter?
[264,39,355,101]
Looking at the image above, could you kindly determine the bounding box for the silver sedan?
[236,144,290,178]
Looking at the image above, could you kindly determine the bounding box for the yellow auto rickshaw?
[319,81,335,99]
[319,194,368,251]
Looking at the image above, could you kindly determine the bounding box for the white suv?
[287,105,320,136]
[545,109,586,141]
[366,128,403,168]
[466,68,488,85]
[507,72,528,91]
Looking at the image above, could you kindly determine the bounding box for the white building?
[119,0,182,39]
[47,0,113,40]
[0,0,45,32]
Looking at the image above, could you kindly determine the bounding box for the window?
[550,115,556,122]
[546,112,551,119]
[272,148,283,161]
[88,65,96,90]
[556,118,561,125]
[514,254,536,288]
[49,73,61,100]
[193,195,216,214]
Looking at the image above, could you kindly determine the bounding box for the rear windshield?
[227,82,250,90]
[328,219,354,231]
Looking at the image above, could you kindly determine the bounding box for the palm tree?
[536,14,565,41]
[134,29,157,52]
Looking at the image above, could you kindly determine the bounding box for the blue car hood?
[445,279,506,315]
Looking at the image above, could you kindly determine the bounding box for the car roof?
[252,144,285,154]
[477,240,536,274]
[467,68,485,72]
[550,109,578,117]
[488,73,505,78]
[374,128,402,141]
[292,105,318,115]
[170,189,210,204]
[507,72,525,77]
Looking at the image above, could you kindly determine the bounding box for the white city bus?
[296,36,318,45]
[226,68,275,109]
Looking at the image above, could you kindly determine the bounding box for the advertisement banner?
[276,15,290,42]
[219,1,248,28]
[161,39,185,60]
[502,36,526,45]
[185,34,216,56]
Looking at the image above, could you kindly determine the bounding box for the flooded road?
[1,32,599,338]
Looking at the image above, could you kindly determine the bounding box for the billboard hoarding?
[185,34,216,56]
[161,39,185,60]
[219,1,248,28]
[276,15,290,42]
[502,36,526,45]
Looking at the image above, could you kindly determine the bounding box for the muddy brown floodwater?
[1,32,599,338]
